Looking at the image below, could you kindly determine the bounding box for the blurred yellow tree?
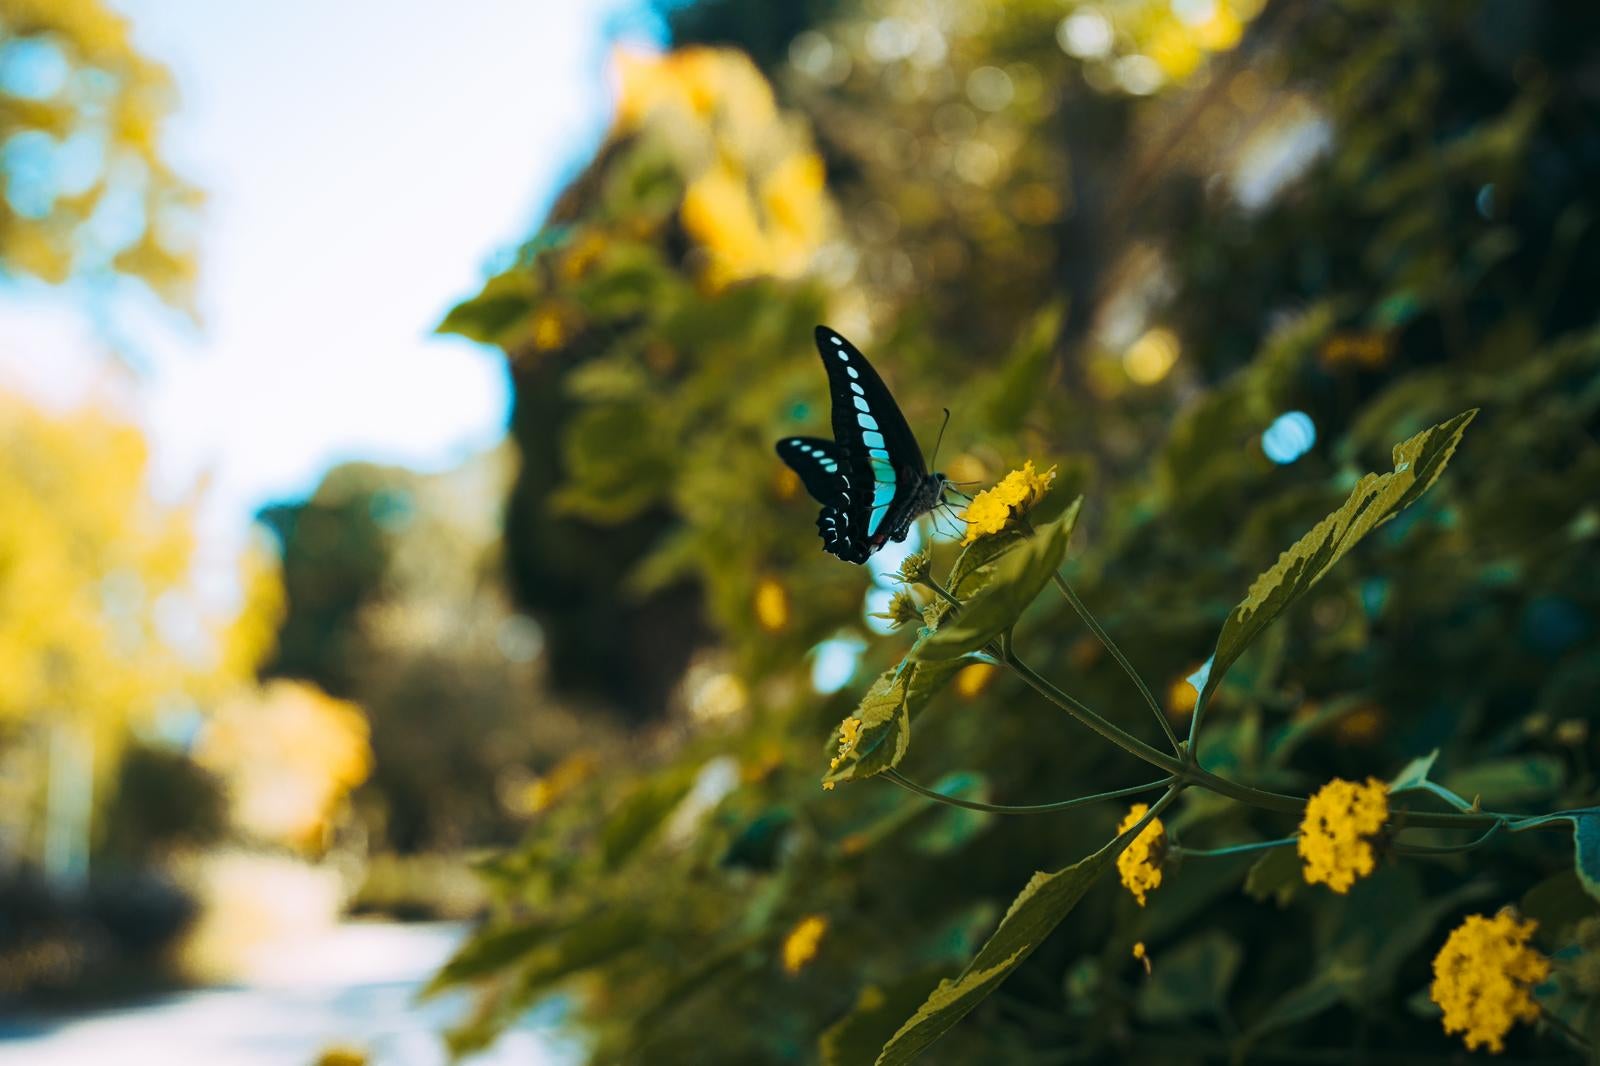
[0,0,200,308]
[195,680,371,853]
[0,390,281,881]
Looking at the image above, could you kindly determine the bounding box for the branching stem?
[1049,572,1181,755]
[883,769,1175,816]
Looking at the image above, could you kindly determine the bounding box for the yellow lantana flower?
[959,461,1057,545]
[1430,909,1550,1053]
[1116,803,1166,906]
[782,914,828,973]
[822,716,863,791]
[1297,777,1388,893]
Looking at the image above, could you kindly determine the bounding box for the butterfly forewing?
[814,327,928,550]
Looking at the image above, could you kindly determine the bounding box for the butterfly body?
[776,327,951,564]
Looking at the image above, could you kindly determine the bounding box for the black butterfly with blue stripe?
[776,326,953,564]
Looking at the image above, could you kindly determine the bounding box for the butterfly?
[776,326,955,564]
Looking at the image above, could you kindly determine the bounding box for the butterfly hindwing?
[775,436,848,506]
[814,327,928,555]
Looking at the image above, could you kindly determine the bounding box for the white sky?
[0,0,657,545]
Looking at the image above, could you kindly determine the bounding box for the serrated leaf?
[875,808,1142,1064]
[913,498,1082,661]
[825,656,968,786]
[825,668,911,785]
[1194,411,1476,716]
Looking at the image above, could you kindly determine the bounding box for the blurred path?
[0,921,578,1066]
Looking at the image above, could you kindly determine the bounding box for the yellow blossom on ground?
[823,715,863,790]
[1116,803,1166,906]
[959,460,1057,545]
[1297,777,1388,893]
[782,914,828,973]
[1430,909,1550,1053]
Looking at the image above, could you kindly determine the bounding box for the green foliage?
[913,499,1081,661]
[878,809,1162,1065]
[1191,411,1476,728]
[433,0,1600,1061]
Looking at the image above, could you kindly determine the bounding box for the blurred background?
[1,0,1597,1063]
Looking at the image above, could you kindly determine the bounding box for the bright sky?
[0,0,658,544]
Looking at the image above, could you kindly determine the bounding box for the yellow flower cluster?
[822,716,863,791]
[1297,777,1388,893]
[958,461,1058,545]
[782,914,828,973]
[1430,910,1550,1053]
[1115,803,1166,906]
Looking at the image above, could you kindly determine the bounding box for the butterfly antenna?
[929,408,952,469]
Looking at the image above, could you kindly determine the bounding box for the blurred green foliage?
[435,0,1600,1060]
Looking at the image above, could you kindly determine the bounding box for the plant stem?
[1390,821,1503,855]
[1003,650,1185,776]
[1538,1003,1592,1055]
[882,769,1175,816]
[1172,837,1297,859]
[1184,765,1561,833]
[920,574,963,610]
[1050,572,1182,755]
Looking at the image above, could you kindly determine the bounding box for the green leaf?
[1442,755,1565,807]
[1511,808,1600,902]
[601,771,697,869]
[1194,411,1476,716]
[1521,872,1600,948]
[913,498,1082,661]
[824,654,970,786]
[1387,750,1440,792]
[518,908,653,998]
[876,806,1144,1064]
[1243,845,1302,906]
[435,270,539,344]
[424,919,557,996]
[1136,930,1243,1023]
